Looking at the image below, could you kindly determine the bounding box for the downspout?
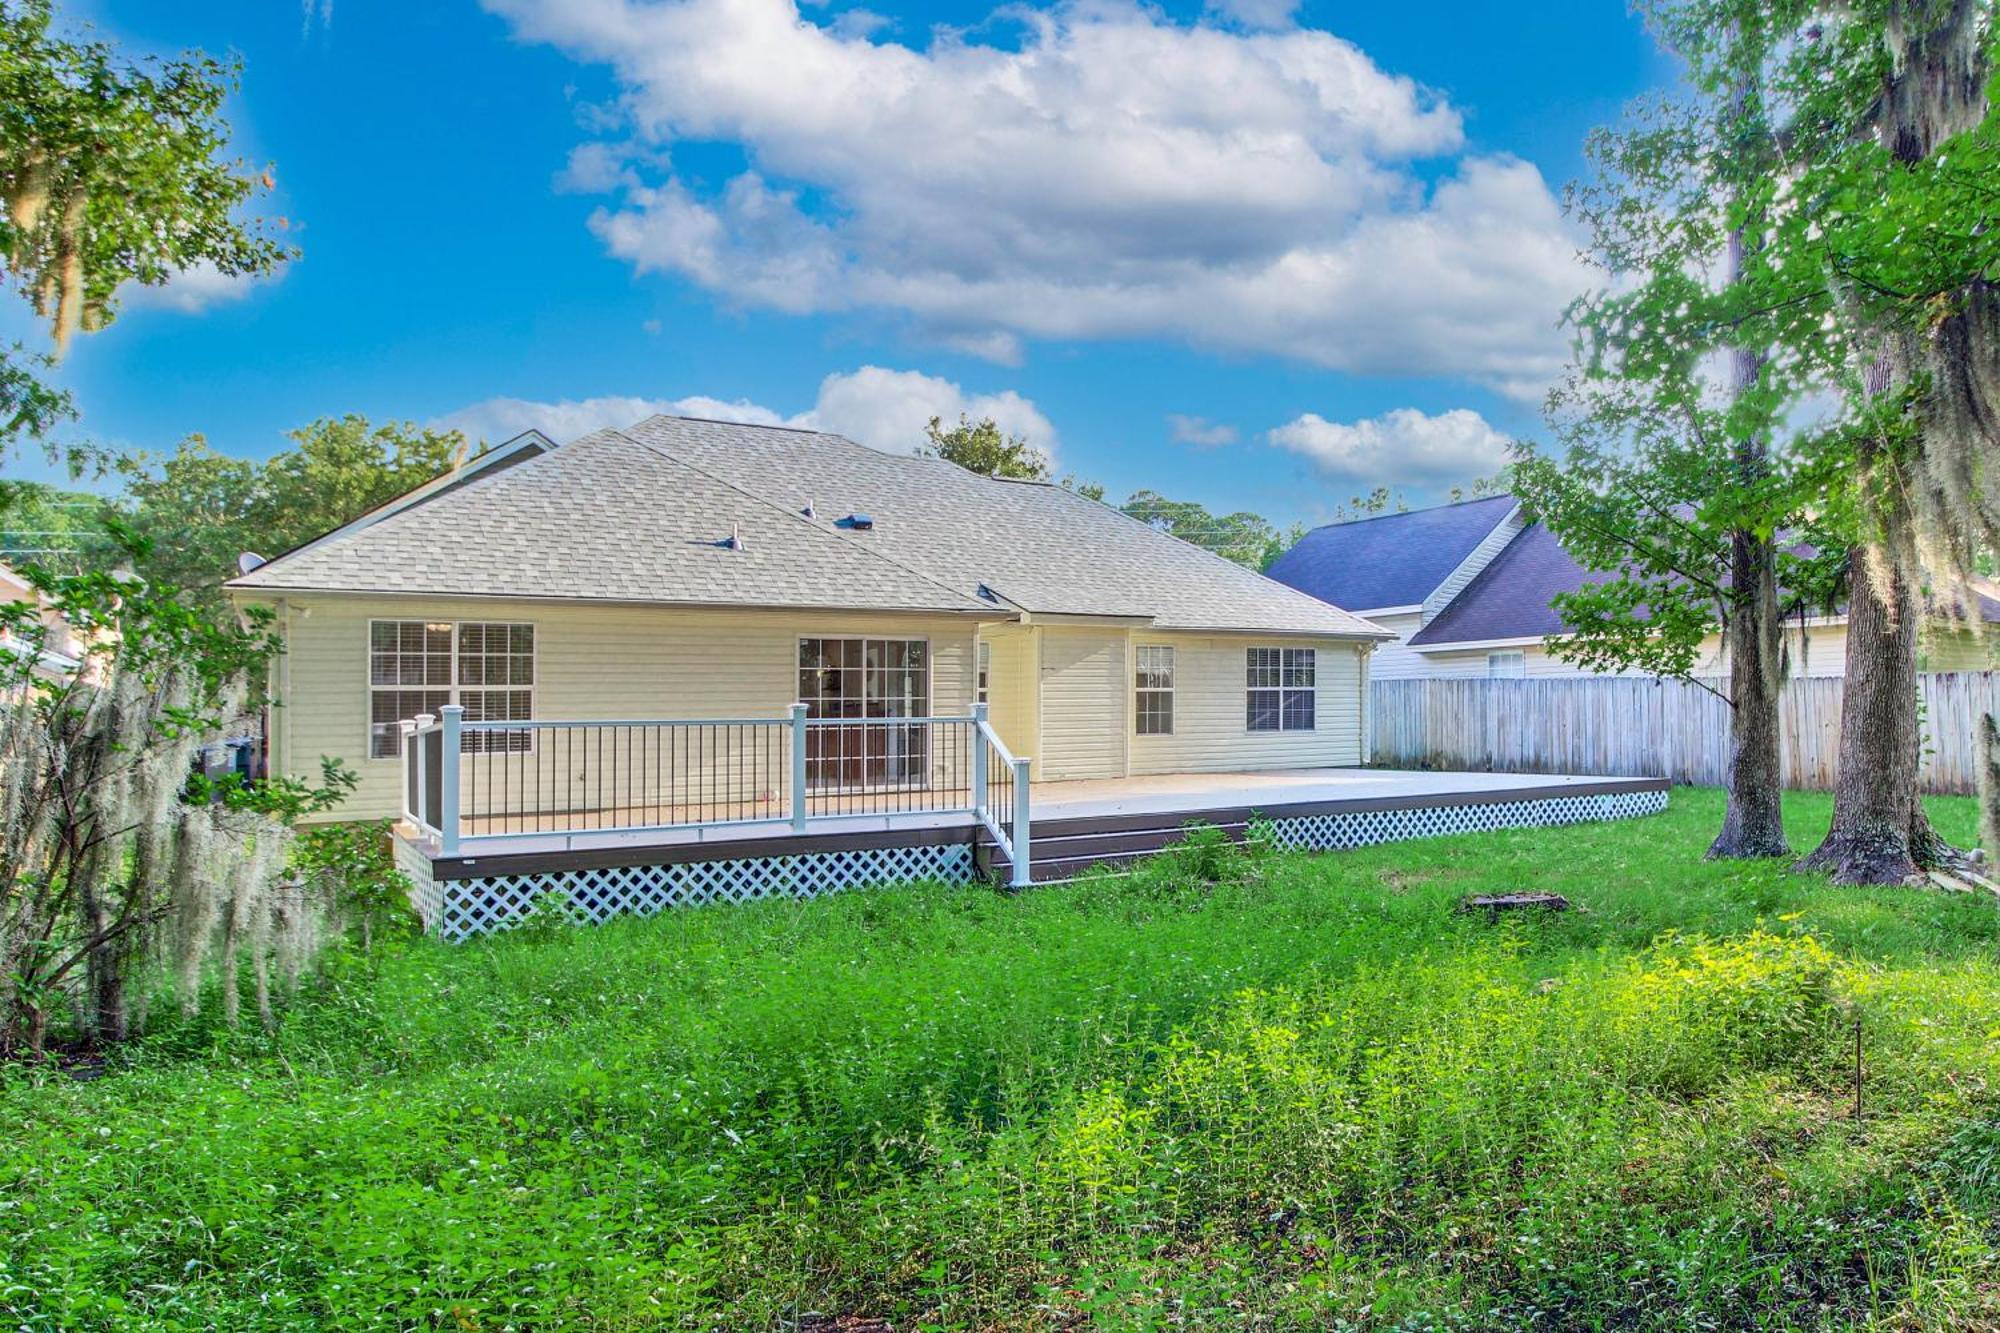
[1121,626,1135,779]
[276,597,293,784]
[1360,641,1375,765]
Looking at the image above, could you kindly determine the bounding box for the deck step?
[973,813,1252,884]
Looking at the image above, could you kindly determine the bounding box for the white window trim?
[1246,646,1316,733]
[367,618,537,759]
[1134,643,1175,737]
[976,639,991,706]
[1487,649,1527,679]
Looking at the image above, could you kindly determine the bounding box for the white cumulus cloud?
[483,0,1583,393]
[807,365,1056,456]
[1268,407,1511,486]
[437,366,1057,459]
[128,261,271,314]
[1166,414,1240,448]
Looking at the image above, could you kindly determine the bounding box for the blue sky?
[18,0,1670,527]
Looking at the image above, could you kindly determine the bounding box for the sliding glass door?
[797,638,929,790]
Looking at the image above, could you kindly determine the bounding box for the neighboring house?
[225,415,1390,822]
[1267,498,1998,680]
[0,562,93,682]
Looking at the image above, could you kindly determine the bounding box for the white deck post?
[970,702,989,816]
[398,720,418,825]
[412,712,434,836]
[439,705,463,856]
[1010,756,1032,889]
[790,702,810,832]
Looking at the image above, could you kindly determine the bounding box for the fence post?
[439,704,463,856]
[790,702,810,832]
[1010,756,1032,889]
[970,702,989,816]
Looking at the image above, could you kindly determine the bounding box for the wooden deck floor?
[411,767,1668,880]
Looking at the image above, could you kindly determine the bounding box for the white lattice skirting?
[1266,788,1670,853]
[412,842,974,942]
[405,787,1668,941]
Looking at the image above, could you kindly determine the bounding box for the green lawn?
[4,789,2000,1331]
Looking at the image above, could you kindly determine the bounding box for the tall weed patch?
[3,790,1999,1329]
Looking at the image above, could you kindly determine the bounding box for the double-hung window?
[1134,645,1174,735]
[1487,650,1526,679]
[369,620,534,758]
[1246,646,1314,732]
[976,640,992,706]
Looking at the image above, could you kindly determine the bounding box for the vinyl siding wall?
[1035,628,1130,781]
[979,623,1039,760]
[248,593,982,822]
[1411,625,1853,680]
[1921,627,1998,672]
[1127,634,1365,776]
[1362,612,1430,681]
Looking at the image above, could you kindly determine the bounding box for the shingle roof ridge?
[1301,492,1517,536]
[630,411,833,438]
[605,424,995,613]
[1406,520,1561,645]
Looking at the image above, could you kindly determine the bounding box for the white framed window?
[1247,646,1314,732]
[1487,650,1526,679]
[1134,645,1174,736]
[369,620,534,758]
[977,640,992,706]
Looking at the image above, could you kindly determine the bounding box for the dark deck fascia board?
[426,822,974,881]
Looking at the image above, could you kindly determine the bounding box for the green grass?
[4,789,2000,1330]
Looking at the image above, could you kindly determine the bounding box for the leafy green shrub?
[291,820,418,953]
[1116,821,1271,907]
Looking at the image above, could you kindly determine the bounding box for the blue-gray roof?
[1409,521,2000,647]
[1408,522,1591,645]
[1265,495,1518,611]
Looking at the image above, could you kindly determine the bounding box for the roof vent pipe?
[724,523,744,551]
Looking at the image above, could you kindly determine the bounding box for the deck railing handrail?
[972,705,1032,889]
[456,714,985,730]
[408,705,1033,880]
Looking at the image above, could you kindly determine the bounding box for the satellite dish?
[237,552,267,575]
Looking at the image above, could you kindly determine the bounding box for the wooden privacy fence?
[1370,672,2000,794]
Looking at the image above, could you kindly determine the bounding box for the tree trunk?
[78,843,131,1046]
[1797,542,1933,883]
[1711,529,1790,857]
[1709,203,1789,859]
[1801,0,1987,883]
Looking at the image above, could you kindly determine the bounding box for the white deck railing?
[401,703,1033,886]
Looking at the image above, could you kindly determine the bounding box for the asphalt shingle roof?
[1407,522,1592,645]
[1263,495,1519,612]
[228,428,991,613]
[230,415,1388,638]
[620,416,1384,636]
